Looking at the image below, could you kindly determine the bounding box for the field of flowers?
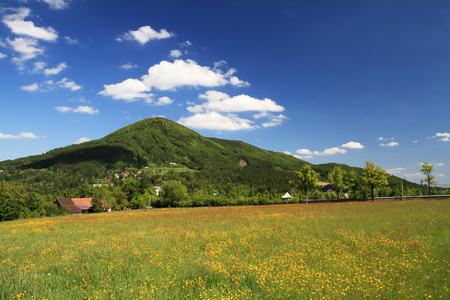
[1,199,449,299]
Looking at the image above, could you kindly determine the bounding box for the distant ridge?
[0,118,408,190]
[0,118,307,172]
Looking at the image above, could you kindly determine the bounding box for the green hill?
[0,117,421,198]
[1,117,307,172]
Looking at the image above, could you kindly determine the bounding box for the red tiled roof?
[56,198,92,214]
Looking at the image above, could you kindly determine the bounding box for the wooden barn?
[55,198,93,214]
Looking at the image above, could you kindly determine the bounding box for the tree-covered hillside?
[0,118,436,221]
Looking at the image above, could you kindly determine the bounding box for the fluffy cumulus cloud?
[55,105,99,115]
[433,132,450,142]
[99,78,153,102]
[261,114,289,128]
[117,25,173,45]
[178,112,256,131]
[188,90,284,113]
[7,37,44,61]
[75,137,90,144]
[21,78,81,92]
[387,168,406,175]
[21,82,39,92]
[120,63,139,70]
[293,141,364,159]
[180,90,286,130]
[154,96,173,106]
[0,132,44,139]
[378,137,394,141]
[44,62,67,75]
[2,8,58,41]
[169,49,182,58]
[341,141,365,149]
[54,78,81,91]
[41,0,72,10]
[142,59,248,90]
[99,59,249,101]
[380,141,399,147]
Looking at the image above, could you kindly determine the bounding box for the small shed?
[281,192,292,200]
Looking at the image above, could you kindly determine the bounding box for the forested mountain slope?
[1,118,308,172]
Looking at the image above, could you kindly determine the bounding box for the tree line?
[291,161,440,203]
[0,160,445,222]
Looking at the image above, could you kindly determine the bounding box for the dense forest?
[0,118,445,221]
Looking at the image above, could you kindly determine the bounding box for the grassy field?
[1,200,449,299]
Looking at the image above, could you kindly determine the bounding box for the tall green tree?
[292,165,319,204]
[328,167,346,200]
[346,170,361,200]
[420,162,437,198]
[363,161,388,201]
[90,197,104,213]
[161,180,189,207]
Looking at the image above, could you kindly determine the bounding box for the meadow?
[1,199,449,299]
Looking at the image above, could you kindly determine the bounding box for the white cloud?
[120,63,139,70]
[404,172,424,180]
[2,8,58,41]
[44,62,67,75]
[21,82,39,92]
[294,154,313,160]
[284,151,292,155]
[378,137,394,141]
[341,141,364,149]
[118,25,174,45]
[142,59,249,90]
[7,37,44,61]
[33,61,47,73]
[41,0,71,10]
[21,78,81,92]
[99,78,153,101]
[101,60,249,101]
[178,112,257,131]
[315,147,347,156]
[180,40,192,47]
[293,141,364,159]
[72,106,99,115]
[0,132,44,139]
[387,168,406,175]
[188,90,284,113]
[55,106,99,115]
[154,96,173,106]
[56,78,81,91]
[296,149,313,155]
[55,106,72,113]
[380,141,399,147]
[0,52,6,59]
[75,137,90,144]
[261,114,288,128]
[169,49,182,58]
[64,36,79,45]
[434,132,450,142]
[436,163,445,167]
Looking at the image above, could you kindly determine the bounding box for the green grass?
[1,199,449,299]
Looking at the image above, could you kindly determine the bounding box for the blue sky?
[0,0,449,186]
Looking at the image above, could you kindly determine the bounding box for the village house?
[319,184,350,199]
[55,198,110,214]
